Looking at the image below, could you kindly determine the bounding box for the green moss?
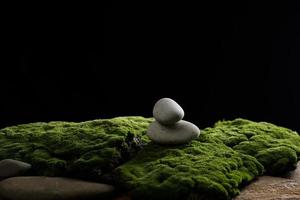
[116,118,300,200]
[202,118,300,174]
[115,141,263,200]
[0,116,153,181]
[1,117,299,199]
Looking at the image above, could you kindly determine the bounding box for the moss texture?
[0,117,152,182]
[1,117,299,200]
[115,118,300,200]
[200,119,300,175]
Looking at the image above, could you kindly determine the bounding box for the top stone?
[153,98,184,125]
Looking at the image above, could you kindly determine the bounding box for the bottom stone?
[147,120,200,144]
[0,176,115,200]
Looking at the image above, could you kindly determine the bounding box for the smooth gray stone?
[0,176,115,200]
[147,120,200,145]
[0,159,31,179]
[153,98,184,125]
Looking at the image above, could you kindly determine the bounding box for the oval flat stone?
[147,120,200,145]
[0,176,115,200]
[153,98,184,125]
[0,159,31,179]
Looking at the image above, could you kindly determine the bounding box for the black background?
[1,1,300,132]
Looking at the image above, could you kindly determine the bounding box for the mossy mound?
[1,117,299,199]
[115,118,300,200]
[0,117,152,182]
[200,119,300,175]
[115,142,263,200]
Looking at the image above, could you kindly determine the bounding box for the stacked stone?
[147,98,200,145]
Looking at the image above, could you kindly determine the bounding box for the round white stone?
[153,98,184,125]
[147,120,200,145]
